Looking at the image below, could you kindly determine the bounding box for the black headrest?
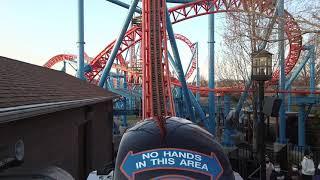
[114,117,235,180]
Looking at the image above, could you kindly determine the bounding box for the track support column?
[277,0,286,143]
[221,94,234,146]
[122,71,128,127]
[99,0,139,87]
[166,8,196,122]
[224,94,231,119]
[258,81,266,180]
[298,104,305,147]
[287,85,292,112]
[77,0,85,80]
[195,42,200,102]
[168,51,206,122]
[208,6,216,135]
[309,45,315,97]
[61,61,66,73]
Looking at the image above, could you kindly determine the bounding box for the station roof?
[0,56,118,122]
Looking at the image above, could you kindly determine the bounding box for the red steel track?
[171,80,320,95]
[174,34,197,80]
[142,0,175,124]
[44,0,303,93]
[43,53,90,68]
[44,33,197,81]
[85,0,302,85]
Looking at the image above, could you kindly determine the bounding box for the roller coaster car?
[132,16,142,26]
[114,117,235,180]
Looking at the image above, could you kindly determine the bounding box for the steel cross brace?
[166,7,196,122]
[98,0,139,87]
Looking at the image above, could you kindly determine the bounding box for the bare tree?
[217,0,320,87]
[216,0,320,146]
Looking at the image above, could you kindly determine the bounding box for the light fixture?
[251,50,273,81]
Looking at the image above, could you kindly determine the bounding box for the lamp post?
[251,50,273,180]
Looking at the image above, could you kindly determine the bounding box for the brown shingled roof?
[0,56,117,108]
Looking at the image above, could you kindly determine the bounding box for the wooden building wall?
[0,101,113,180]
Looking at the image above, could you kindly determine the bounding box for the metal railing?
[228,144,260,179]
[229,143,320,179]
[287,144,320,166]
[247,166,261,180]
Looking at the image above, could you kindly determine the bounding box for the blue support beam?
[98,0,139,87]
[285,46,313,89]
[287,85,292,112]
[287,96,319,105]
[84,64,92,73]
[208,7,216,135]
[223,95,233,146]
[196,43,200,102]
[236,80,252,116]
[309,46,316,97]
[224,94,231,119]
[106,0,142,14]
[107,77,113,88]
[188,90,207,124]
[166,8,196,122]
[217,96,222,122]
[109,72,125,78]
[177,88,184,117]
[168,55,184,118]
[185,45,197,76]
[77,0,85,80]
[61,61,66,72]
[168,40,206,122]
[223,129,235,147]
[114,109,139,116]
[173,88,182,117]
[116,62,120,88]
[122,72,128,127]
[103,78,108,89]
[168,53,179,76]
[109,88,133,99]
[277,0,286,144]
[298,105,305,147]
